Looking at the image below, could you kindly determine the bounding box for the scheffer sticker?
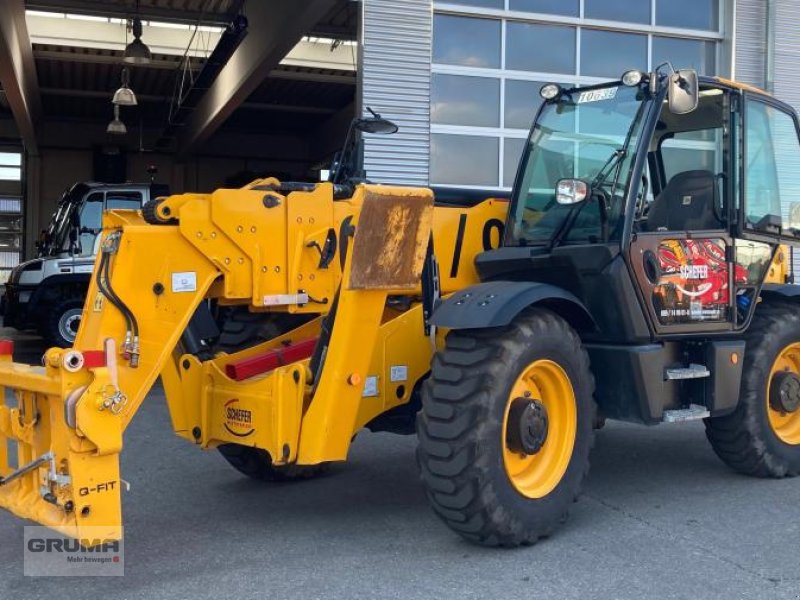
[224,399,255,437]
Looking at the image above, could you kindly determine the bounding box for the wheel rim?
[502,359,577,499]
[768,343,800,445]
[59,309,82,344]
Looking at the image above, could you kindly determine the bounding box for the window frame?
[0,151,22,182]
[430,1,725,190]
[738,92,800,245]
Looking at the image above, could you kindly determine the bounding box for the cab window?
[744,99,800,236]
[106,190,143,211]
[79,193,104,256]
[640,87,727,232]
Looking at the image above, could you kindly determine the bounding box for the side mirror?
[668,69,699,115]
[354,117,399,135]
[555,179,588,205]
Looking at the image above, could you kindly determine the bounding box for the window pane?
[0,251,19,268]
[433,15,501,68]
[504,138,526,187]
[0,152,21,167]
[80,199,103,229]
[652,37,716,75]
[506,23,576,74]
[79,198,103,257]
[581,30,647,77]
[0,167,21,181]
[657,0,718,30]
[106,191,143,210]
[448,0,503,7]
[744,101,800,234]
[584,0,650,24]
[660,147,716,182]
[0,198,21,213]
[431,134,499,186]
[0,234,20,250]
[0,216,21,232]
[505,80,544,129]
[508,0,578,16]
[432,74,500,127]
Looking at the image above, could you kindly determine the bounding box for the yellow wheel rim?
[768,343,800,445]
[502,359,577,499]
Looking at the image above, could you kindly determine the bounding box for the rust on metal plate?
[348,187,434,290]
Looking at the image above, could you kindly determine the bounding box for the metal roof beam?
[25,0,244,26]
[41,87,337,114]
[33,48,356,84]
[0,0,41,154]
[176,0,338,158]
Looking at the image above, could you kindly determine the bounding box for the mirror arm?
[331,120,357,184]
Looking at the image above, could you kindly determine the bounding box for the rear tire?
[44,298,84,348]
[214,307,310,354]
[417,308,595,546]
[705,302,800,477]
[218,444,330,481]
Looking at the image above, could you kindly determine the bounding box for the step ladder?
[664,363,710,380]
[662,404,710,423]
[662,364,711,422]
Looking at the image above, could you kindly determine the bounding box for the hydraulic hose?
[95,249,140,366]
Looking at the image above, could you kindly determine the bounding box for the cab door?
[733,93,800,315]
[628,85,737,335]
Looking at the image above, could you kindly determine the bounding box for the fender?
[430,280,596,331]
[761,283,800,300]
[28,273,92,311]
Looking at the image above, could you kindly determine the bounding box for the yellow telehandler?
[1,68,799,547]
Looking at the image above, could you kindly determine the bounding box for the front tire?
[417,308,595,546]
[705,302,800,477]
[44,298,84,348]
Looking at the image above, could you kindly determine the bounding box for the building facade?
[362,0,795,191]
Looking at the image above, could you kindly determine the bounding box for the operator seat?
[646,170,723,231]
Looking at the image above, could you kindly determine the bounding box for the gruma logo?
[23,526,124,576]
[224,398,255,437]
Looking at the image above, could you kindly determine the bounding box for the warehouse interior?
[0,0,358,269]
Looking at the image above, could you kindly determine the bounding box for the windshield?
[508,84,650,246]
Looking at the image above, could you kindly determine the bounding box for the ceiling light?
[123,2,151,65]
[112,67,137,106]
[107,105,127,135]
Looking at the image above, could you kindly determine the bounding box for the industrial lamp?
[123,1,151,65]
[112,67,137,106]
[107,105,128,135]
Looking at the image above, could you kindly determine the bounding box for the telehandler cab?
[1,66,799,548]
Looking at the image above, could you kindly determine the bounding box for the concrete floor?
[1,330,800,599]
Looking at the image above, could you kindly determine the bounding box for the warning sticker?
[390,365,408,382]
[171,272,197,293]
[362,376,379,398]
[93,293,104,312]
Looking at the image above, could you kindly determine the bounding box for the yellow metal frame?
[0,181,508,543]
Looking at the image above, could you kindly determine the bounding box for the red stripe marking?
[225,338,318,381]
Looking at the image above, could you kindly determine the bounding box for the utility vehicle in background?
[2,181,168,347]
